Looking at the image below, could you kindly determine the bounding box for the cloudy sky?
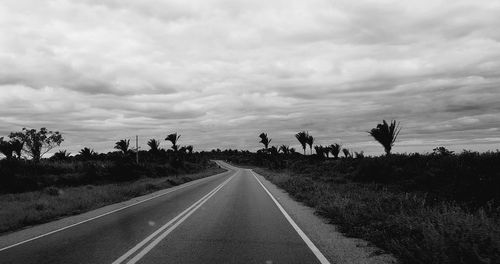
[1,0,500,155]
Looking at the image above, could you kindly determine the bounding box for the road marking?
[250,170,331,264]
[0,169,232,252]
[113,173,235,264]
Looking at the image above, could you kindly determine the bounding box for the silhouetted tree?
[115,139,130,154]
[52,150,71,161]
[279,145,290,155]
[306,134,314,155]
[368,120,401,155]
[147,139,161,152]
[342,148,352,158]
[9,127,63,162]
[354,151,364,159]
[186,145,193,154]
[259,133,272,150]
[314,145,325,158]
[330,143,342,159]
[165,133,181,151]
[79,147,96,159]
[10,139,23,159]
[0,137,14,160]
[433,146,454,156]
[295,131,308,155]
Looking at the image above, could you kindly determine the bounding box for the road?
[0,161,328,264]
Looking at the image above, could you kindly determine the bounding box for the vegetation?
[219,149,500,264]
[369,120,401,155]
[0,127,226,233]
[9,128,63,162]
[0,163,225,234]
[295,131,308,155]
[259,133,272,150]
[165,133,181,151]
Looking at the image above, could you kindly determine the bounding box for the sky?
[1,0,500,156]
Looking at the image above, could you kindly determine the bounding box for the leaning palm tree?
[295,131,308,155]
[259,133,272,150]
[165,133,181,151]
[147,139,161,152]
[368,120,401,155]
[114,139,130,154]
[330,143,342,159]
[306,134,314,155]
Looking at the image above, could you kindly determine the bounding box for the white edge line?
[113,174,235,264]
[250,170,331,264]
[125,174,235,264]
[0,169,232,252]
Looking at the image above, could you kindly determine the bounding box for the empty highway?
[0,161,328,264]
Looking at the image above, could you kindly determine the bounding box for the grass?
[253,167,500,264]
[0,165,226,234]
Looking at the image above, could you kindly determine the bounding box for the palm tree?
[79,147,96,159]
[52,150,71,161]
[306,134,314,155]
[165,133,181,151]
[259,133,272,150]
[0,137,14,160]
[295,131,308,155]
[314,145,325,158]
[330,143,342,159]
[186,145,193,154]
[342,148,352,158]
[279,145,290,155]
[115,139,130,154]
[147,139,161,152]
[368,120,401,155]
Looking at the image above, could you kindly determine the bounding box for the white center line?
[113,172,236,264]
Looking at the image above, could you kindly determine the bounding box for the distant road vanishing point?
[0,161,329,264]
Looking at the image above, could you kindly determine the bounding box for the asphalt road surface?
[0,161,328,264]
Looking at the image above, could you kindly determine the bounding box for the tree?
[330,143,342,159]
[51,150,71,161]
[0,137,14,160]
[165,133,181,151]
[79,147,96,160]
[147,139,161,152]
[295,131,308,155]
[314,145,325,158]
[368,120,401,155]
[342,148,352,158]
[9,127,63,162]
[186,145,193,154]
[115,139,130,154]
[279,145,290,155]
[432,146,454,156]
[10,139,23,159]
[306,134,314,155]
[259,133,272,150]
[354,151,364,159]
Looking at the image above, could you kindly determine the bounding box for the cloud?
[0,0,499,155]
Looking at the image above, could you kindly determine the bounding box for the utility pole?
[136,135,139,164]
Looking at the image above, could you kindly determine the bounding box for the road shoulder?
[251,169,398,264]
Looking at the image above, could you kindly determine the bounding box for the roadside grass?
[254,167,500,264]
[0,165,226,234]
